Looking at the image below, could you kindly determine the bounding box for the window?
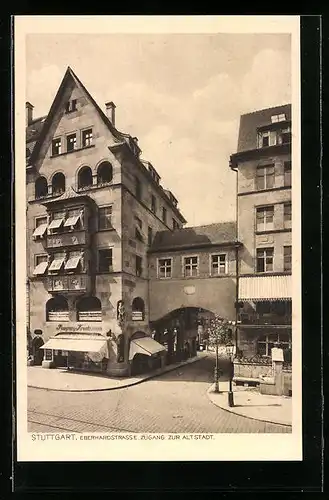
[284,246,292,271]
[48,211,65,232]
[162,207,167,224]
[135,177,141,201]
[33,254,48,276]
[65,99,77,113]
[66,133,77,152]
[257,332,291,357]
[151,195,157,213]
[172,218,179,230]
[98,206,112,230]
[77,296,102,322]
[284,202,292,228]
[256,206,274,232]
[98,249,113,272]
[211,254,227,275]
[135,255,143,277]
[97,161,113,185]
[271,113,286,123]
[52,138,62,156]
[33,216,48,238]
[64,250,82,271]
[256,248,274,273]
[82,128,93,147]
[135,216,142,229]
[259,131,270,148]
[148,227,153,246]
[279,127,291,144]
[78,166,93,190]
[48,252,65,273]
[284,161,292,186]
[256,165,274,190]
[132,297,145,321]
[46,295,69,322]
[52,172,65,195]
[35,177,48,199]
[158,258,172,279]
[184,256,198,277]
[135,227,144,242]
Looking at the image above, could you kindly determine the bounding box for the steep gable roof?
[28,66,124,165]
[149,221,238,252]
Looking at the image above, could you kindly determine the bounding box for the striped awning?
[239,275,291,301]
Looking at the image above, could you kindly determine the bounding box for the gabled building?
[26,66,186,376]
[230,104,292,361]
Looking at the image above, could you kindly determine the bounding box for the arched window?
[77,296,102,322]
[52,172,65,196]
[35,176,48,199]
[78,166,93,190]
[46,295,69,322]
[97,161,113,185]
[132,297,145,321]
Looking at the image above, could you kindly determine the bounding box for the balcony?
[47,274,91,293]
[238,313,292,326]
[46,230,87,249]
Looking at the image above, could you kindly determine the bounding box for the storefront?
[40,322,117,375]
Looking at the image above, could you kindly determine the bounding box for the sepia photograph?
[15,15,302,462]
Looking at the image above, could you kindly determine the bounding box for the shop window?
[184,256,198,277]
[256,247,274,273]
[77,166,93,190]
[82,128,93,148]
[46,295,69,322]
[257,332,291,358]
[97,161,113,185]
[256,165,274,190]
[77,296,101,322]
[158,258,172,279]
[35,176,48,199]
[211,254,227,275]
[132,297,145,321]
[52,172,65,196]
[256,206,274,232]
[98,206,113,230]
[98,249,113,272]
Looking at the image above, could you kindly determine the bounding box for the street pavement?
[28,356,291,434]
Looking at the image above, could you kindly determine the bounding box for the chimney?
[105,101,116,126]
[26,102,34,126]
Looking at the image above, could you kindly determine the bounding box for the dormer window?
[65,99,77,113]
[271,113,286,123]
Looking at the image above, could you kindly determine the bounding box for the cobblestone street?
[28,356,290,434]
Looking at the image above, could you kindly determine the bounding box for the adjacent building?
[230,104,292,361]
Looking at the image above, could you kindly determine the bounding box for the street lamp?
[226,341,235,407]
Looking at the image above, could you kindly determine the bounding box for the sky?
[26,33,291,227]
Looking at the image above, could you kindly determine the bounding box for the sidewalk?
[207,382,292,427]
[27,352,207,392]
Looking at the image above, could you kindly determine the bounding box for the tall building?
[230,104,292,361]
[26,67,186,376]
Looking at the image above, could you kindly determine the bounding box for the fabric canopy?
[129,336,166,361]
[41,336,108,354]
[32,223,48,237]
[33,261,48,276]
[48,257,65,271]
[239,275,292,301]
[64,255,81,270]
[48,218,64,230]
[64,215,81,227]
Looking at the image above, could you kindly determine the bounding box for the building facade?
[230,104,292,361]
[26,67,186,376]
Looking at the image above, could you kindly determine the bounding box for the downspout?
[231,161,239,355]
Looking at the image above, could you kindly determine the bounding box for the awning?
[48,218,64,230]
[129,336,166,360]
[239,275,291,301]
[32,223,48,237]
[41,336,108,354]
[33,261,48,276]
[48,257,65,271]
[64,215,80,228]
[64,255,81,270]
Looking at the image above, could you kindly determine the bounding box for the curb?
[206,385,292,427]
[28,354,207,393]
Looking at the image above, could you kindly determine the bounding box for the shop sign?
[54,322,110,335]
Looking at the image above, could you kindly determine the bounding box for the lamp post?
[226,341,235,407]
[214,341,220,393]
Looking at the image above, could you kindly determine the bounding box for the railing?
[238,314,292,326]
[47,274,91,293]
[46,230,87,249]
